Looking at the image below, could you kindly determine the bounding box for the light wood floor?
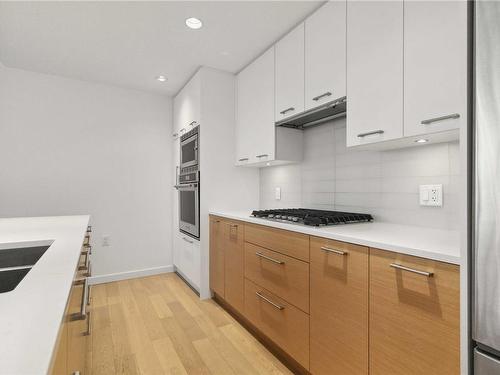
[89,273,292,375]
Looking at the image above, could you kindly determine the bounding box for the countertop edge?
[209,211,461,265]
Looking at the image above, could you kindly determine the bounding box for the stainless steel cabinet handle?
[189,121,197,126]
[230,224,238,228]
[312,91,332,101]
[390,263,434,277]
[321,246,348,256]
[72,278,87,321]
[85,261,92,278]
[357,130,384,138]
[180,128,186,133]
[78,251,89,271]
[279,107,295,115]
[255,252,284,265]
[87,225,92,233]
[238,158,249,162]
[255,292,284,310]
[256,154,269,158]
[85,310,92,336]
[421,113,460,125]
[87,284,92,306]
[183,237,194,244]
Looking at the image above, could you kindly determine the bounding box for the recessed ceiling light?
[156,75,167,82]
[185,17,203,30]
[415,138,429,143]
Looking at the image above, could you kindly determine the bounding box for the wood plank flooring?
[89,273,292,375]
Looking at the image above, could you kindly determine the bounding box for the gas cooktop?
[251,208,373,226]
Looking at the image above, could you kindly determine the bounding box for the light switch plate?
[275,187,281,200]
[419,185,443,207]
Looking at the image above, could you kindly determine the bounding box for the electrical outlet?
[419,185,443,207]
[275,187,281,200]
[102,235,111,247]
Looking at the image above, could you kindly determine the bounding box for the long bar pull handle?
[238,158,249,162]
[357,130,384,138]
[390,263,434,277]
[321,246,348,256]
[255,252,284,265]
[72,278,87,321]
[421,113,460,125]
[312,91,332,101]
[85,310,92,336]
[256,154,269,159]
[279,107,295,115]
[255,292,285,310]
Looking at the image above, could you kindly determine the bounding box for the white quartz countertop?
[0,215,90,375]
[210,211,461,265]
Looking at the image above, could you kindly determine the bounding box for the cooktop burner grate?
[251,208,373,226]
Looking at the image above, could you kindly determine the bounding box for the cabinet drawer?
[244,278,309,370]
[310,237,368,375]
[245,242,309,313]
[244,223,309,262]
[370,248,460,375]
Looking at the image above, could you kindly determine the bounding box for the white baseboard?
[88,265,174,285]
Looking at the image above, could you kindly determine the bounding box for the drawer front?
[310,237,369,375]
[370,248,460,375]
[244,279,309,369]
[245,242,309,313]
[244,223,309,262]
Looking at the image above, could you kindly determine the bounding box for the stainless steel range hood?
[275,96,346,129]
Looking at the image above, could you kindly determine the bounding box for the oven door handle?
[174,183,198,190]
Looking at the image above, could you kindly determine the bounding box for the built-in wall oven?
[176,126,200,239]
[177,171,199,238]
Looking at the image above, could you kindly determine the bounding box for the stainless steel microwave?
[180,126,199,170]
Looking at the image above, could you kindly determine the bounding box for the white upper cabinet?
[346,1,404,147]
[275,23,305,121]
[236,48,276,165]
[403,1,467,137]
[173,74,201,138]
[305,1,346,110]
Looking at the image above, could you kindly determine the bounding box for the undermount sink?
[0,246,50,293]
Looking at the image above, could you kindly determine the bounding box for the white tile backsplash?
[260,119,461,230]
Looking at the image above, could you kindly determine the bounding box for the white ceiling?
[0,1,323,96]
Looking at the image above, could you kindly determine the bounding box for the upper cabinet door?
[404,1,467,137]
[305,1,346,110]
[346,1,403,147]
[236,47,276,165]
[173,74,201,137]
[275,23,305,121]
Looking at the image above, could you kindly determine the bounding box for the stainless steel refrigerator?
[474,1,500,373]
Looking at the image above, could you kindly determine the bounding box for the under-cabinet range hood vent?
[275,96,346,130]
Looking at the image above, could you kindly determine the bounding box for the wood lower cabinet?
[244,278,310,370]
[310,237,369,375]
[223,220,244,313]
[51,232,92,375]
[208,216,461,375]
[245,242,309,313]
[369,248,460,375]
[209,217,225,297]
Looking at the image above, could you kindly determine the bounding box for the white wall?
[261,117,461,230]
[0,64,173,279]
